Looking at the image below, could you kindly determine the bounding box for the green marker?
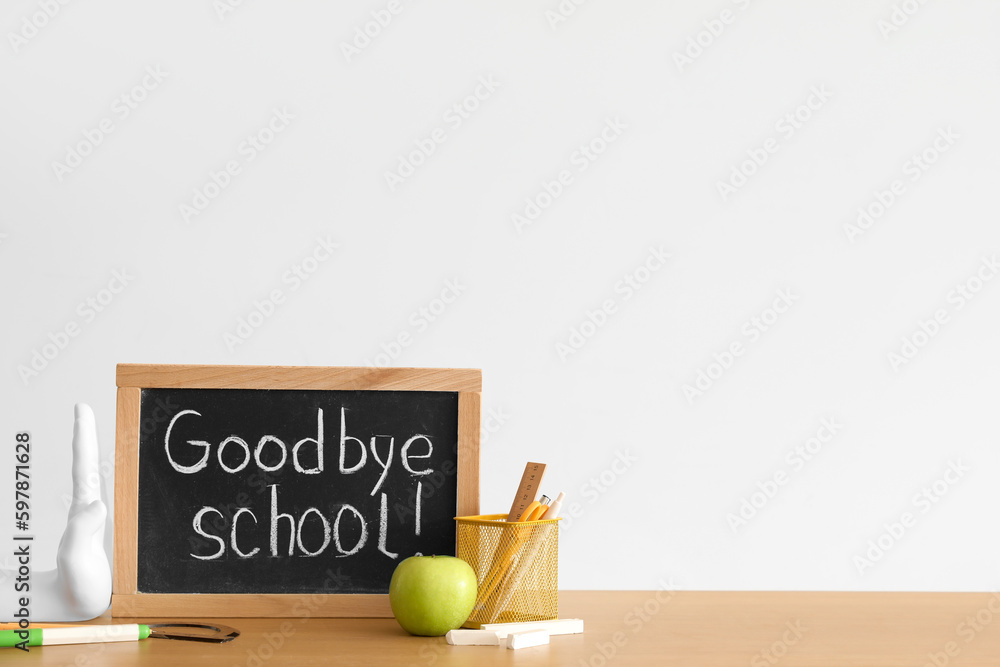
[1,622,238,647]
[1,624,150,647]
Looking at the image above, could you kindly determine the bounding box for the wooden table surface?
[8,591,1000,666]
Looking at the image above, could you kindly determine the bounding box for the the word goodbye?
[167,407,435,561]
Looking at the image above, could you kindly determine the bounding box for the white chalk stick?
[445,629,501,646]
[506,629,550,650]
[480,618,584,639]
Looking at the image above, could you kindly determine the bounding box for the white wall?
[1,0,999,595]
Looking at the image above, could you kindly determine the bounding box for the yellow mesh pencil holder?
[455,513,560,628]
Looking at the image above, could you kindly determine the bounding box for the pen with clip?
[2,624,152,647]
[487,492,565,623]
[1,622,239,647]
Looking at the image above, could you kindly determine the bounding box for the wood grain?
[111,594,392,618]
[456,391,481,517]
[112,387,140,598]
[116,364,482,392]
[23,592,1000,666]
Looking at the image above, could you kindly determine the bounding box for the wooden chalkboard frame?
[112,364,481,618]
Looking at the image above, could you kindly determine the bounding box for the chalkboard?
[113,365,481,618]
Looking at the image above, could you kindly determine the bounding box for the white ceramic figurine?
[3,404,112,621]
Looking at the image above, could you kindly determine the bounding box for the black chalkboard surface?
[112,364,481,618]
[137,388,458,594]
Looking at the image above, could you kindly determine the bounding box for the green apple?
[389,555,477,636]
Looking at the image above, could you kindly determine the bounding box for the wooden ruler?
[506,462,547,521]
